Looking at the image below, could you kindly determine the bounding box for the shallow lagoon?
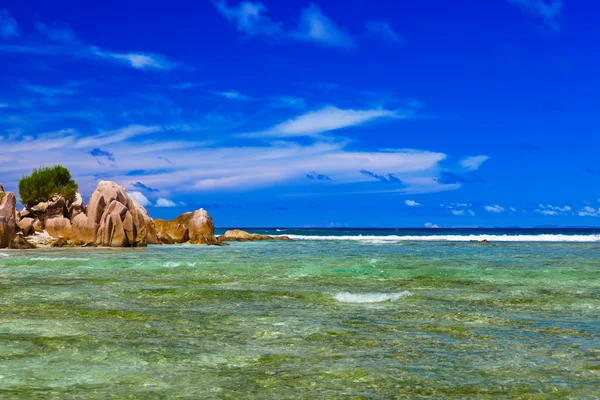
[1,240,599,398]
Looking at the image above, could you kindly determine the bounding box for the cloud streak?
[507,0,563,31]
[213,1,355,48]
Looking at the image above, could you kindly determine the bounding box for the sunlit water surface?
[1,239,599,398]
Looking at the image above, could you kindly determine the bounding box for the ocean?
[0,228,599,398]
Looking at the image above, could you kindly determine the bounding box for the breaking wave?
[0,252,9,257]
[282,234,600,243]
[164,261,197,268]
[30,257,90,261]
[333,291,412,303]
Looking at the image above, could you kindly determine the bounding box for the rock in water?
[155,208,221,245]
[0,188,17,248]
[70,181,152,247]
[219,229,292,242]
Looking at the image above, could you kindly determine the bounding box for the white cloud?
[535,204,571,216]
[155,198,177,207]
[0,9,19,39]
[245,106,399,138]
[460,155,490,171]
[452,210,465,216]
[213,0,283,36]
[468,210,476,216]
[424,222,439,228]
[128,191,151,207]
[578,206,599,217]
[216,90,252,100]
[507,0,563,31]
[91,48,175,70]
[485,204,505,213]
[405,200,421,207]
[0,18,176,70]
[292,4,355,48]
[509,207,517,212]
[213,1,354,48]
[74,125,160,148]
[365,20,403,44]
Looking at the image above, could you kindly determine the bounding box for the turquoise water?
[1,235,599,398]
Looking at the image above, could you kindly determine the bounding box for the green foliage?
[18,165,78,206]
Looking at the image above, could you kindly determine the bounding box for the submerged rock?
[219,229,291,242]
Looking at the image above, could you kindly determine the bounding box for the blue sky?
[0,0,598,227]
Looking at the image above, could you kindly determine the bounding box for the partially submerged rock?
[0,187,17,248]
[219,229,292,242]
[155,208,223,245]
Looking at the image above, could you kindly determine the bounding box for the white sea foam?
[30,257,90,261]
[0,252,9,257]
[333,291,412,303]
[163,261,197,268]
[281,234,600,243]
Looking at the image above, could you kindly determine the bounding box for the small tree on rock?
[18,165,78,207]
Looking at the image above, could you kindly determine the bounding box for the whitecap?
[281,234,600,243]
[30,257,90,261]
[333,291,412,303]
[0,253,9,257]
[163,261,181,268]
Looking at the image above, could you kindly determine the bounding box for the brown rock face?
[219,229,292,242]
[9,236,36,249]
[0,190,17,248]
[68,192,85,220]
[72,181,150,247]
[46,217,73,239]
[17,217,35,236]
[155,208,221,245]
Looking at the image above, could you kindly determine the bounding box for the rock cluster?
[219,229,291,242]
[154,209,222,245]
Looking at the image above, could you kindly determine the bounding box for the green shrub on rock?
[18,165,78,207]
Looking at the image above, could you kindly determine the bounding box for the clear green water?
[0,241,599,399]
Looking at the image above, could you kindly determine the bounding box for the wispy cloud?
[0,9,19,39]
[484,204,505,213]
[213,1,355,48]
[20,82,78,96]
[132,182,160,193]
[306,171,332,181]
[89,148,115,162]
[460,155,490,171]
[215,90,252,100]
[365,20,403,44]
[244,106,399,138]
[405,199,421,207]
[360,170,403,184]
[507,0,563,31]
[0,13,177,70]
[292,4,355,48]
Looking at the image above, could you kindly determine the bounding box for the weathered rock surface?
[75,181,150,247]
[10,235,36,249]
[219,229,292,242]
[17,217,35,236]
[155,208,222,245]
[46,217,73,239]
[0,188,17,248]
